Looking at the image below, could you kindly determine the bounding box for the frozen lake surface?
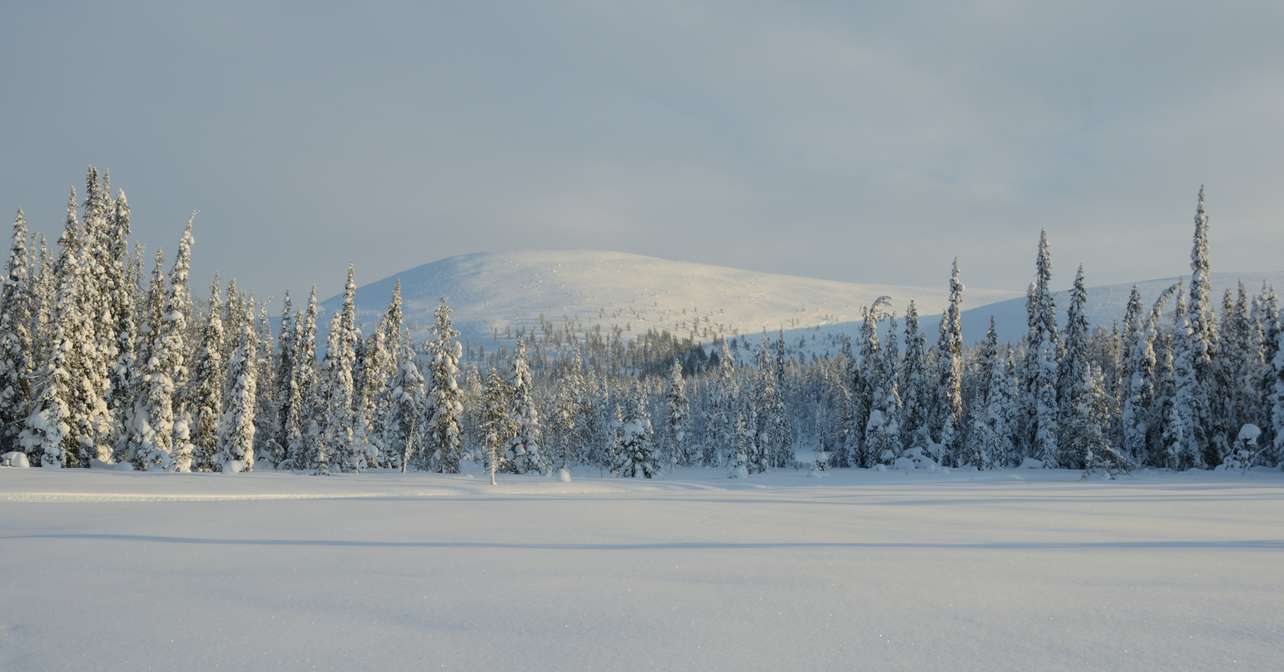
[2,467,1282,671]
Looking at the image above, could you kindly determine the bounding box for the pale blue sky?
[2,1,1282,301]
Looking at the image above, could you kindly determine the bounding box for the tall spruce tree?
[899,300,930,454]
[217,303,258,473]
[934,259,964,464]
[0,210,34,454]
[319,267,359,472]
[479,367,514,481]
[272,292,297,465]
[106,193,138,456]
[383,333,426,472]
[702,337,736,467]
[1167,293,1201,469]
[291,288,320,470]
[665,359,690,468]
[551,346,588,470]
[1057,265,1090,464]
[1186,187,1216,466]
[190,280,224,471]
[1025,232,1059,464]
[506,339,545,474]
[426,299,464,473]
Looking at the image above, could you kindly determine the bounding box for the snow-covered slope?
[959,271,1284,344]
[321,250,1021,346]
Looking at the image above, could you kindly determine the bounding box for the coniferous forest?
[2,169,1281,478]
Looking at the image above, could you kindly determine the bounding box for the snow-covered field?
[2,467,1282,671]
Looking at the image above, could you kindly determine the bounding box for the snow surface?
[2,467,1283,671]
[319,250,1020,346]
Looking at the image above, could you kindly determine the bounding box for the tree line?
[1,170,1280,477]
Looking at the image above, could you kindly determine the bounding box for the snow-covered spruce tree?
[665,359,690,468]
[994,348,1021,467]
[962,322,1005,469]
[370,281,406,466]
[701,337,736,467]
[29,235,54,376]
[770,330,794,466]
[124,249,165,465]
[1057,265,1090,465]
[20,212,86,468]
[479,367,515,481]
[166,220,196,471]
[1121,310,1153,464]
[1120,286,1149,461]
[252,305,278,468]
[0,209,35,454]
[1254,285,1280,452]
[221,280,244,380]
[383,334,427,472]
[138,218,195,472]
[271,292,296,465]
[27,190,113,467]
[459,364,484,463]
[850,304,882,467]
[1118,286,1144,445]
[426,299,465,473]
[933,259,964,465]
[899,300,930,456]
[353,285,399,468]
[318,310,355,474]
[749,338,779,474]
[583,369,614,471]
[217,304,258,473]
[1221,284,1265,464]
[816,354,853,469]
[551,346,588,470]
[77,171,119,461]
[291,288,320,470]
[1167,292,1202,469]
[1186,186,1216,466]
[318,267,360,472]
[106,193,138,457]
[189,280,224,471]
[611,384,658,478]
[1034,337,1060,467]
[864,311,902,466]
[1023,231,1058,462]
[728,404,753,479]
[505,339,546,474]
[1272,326,1284,468]
[1077,364,1129,477]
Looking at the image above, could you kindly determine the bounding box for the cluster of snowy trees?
[2,172,1282,478]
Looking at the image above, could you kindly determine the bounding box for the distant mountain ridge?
[319,250,1280,352]
[956,271,1284,344]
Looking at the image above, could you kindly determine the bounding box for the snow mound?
[1,451,30,468]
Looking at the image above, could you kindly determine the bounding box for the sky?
[2,1,1282,303]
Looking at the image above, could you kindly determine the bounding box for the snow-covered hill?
[321,250,1021,346]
